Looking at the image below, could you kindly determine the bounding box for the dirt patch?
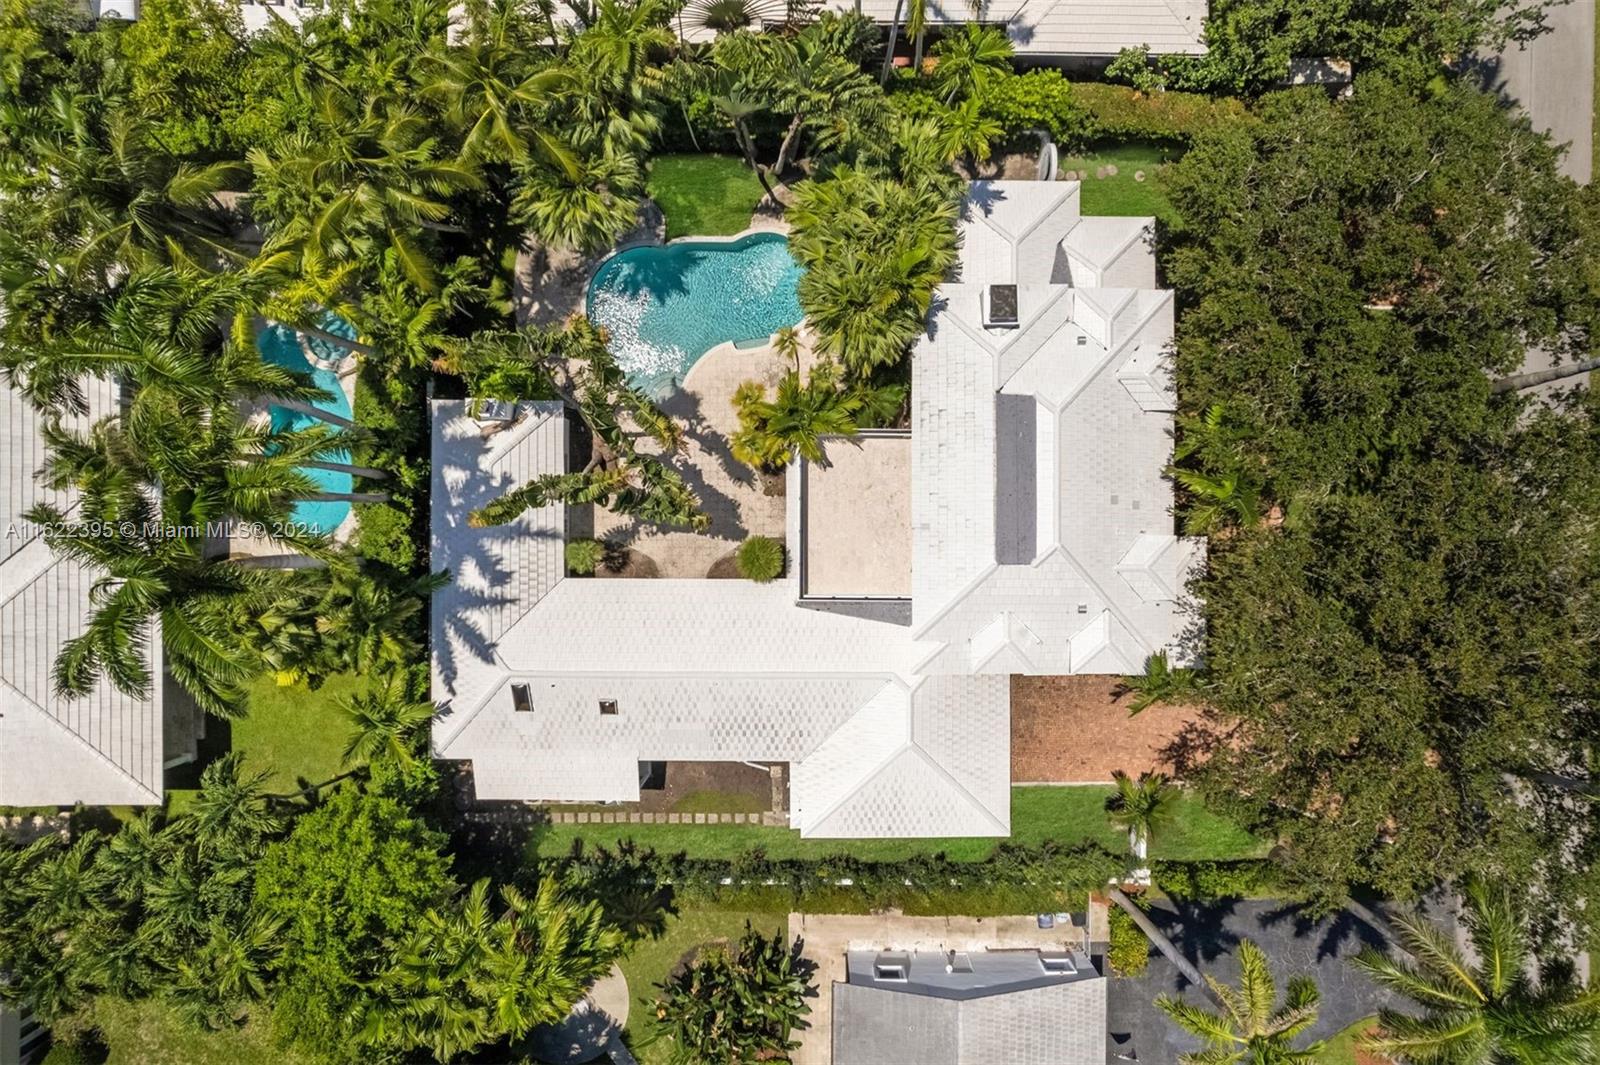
[1010,675,1203,782]
[597,547,661,578]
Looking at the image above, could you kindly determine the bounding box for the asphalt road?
[1475,0,1595,183]
[1104,897,1454,1065]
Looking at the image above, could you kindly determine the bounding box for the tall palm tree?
[1169,403,1265,535]
[1354,878,1600,1064]
[20,91,243,281]
[171,911,285,1031]
[340,672,435,769]
[315,569,445,675]
[248,89,483,293]
[936,95,1003,171]
[1105,770,1178,878]
[1157,940,1324,1064]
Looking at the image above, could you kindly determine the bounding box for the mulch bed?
[1010,675,1203,783]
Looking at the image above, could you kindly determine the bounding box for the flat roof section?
[801,433,912,600]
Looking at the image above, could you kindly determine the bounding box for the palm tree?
[315,569,445,675]
[1157,940,1324,1064]
[170,911,285,1030]
[20,91,243,280]
[1354,878,1600,1064]
[652,923,812,1064]
[930,23,1012,103]
[340,672,435,769]
[248,90,483,293]
[421,32,576,170]
[1169,403,1266,535]
[1105,770,1178,879]
[712,86,780,203]
[936,95,1003,172]
[1121,650,1203,713]
[731,366,861,474]
[361,877,623,1060]
[187,753,284,858]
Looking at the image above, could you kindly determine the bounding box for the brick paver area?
[1010,675,1203,782]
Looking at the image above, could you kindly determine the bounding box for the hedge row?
[350,360,428,573]
[553,841,1283,916]
[1069,82,1253,145]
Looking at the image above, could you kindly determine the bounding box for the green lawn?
[614,909,786,1064]
[645,154,765,239]
[93,997,310,1065]
[1318,1016,1380,1064]
[1060,141,1182,224]
[532,785,1263,863]
[167,673,358,812]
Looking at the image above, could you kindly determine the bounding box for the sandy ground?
[1009,675,1203,783]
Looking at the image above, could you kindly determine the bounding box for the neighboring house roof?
[830,0,1207,57]
[1,382,164,806]
[832,948,1107,1064]
[429,179,1199,837]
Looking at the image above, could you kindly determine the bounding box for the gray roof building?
[833,948,1107,1064]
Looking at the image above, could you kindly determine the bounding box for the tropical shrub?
[730,365,861,473]
[736,536,786,582]
[1152,860,1280,901]
[253,786,455,1052]
[1106,905,1150,977]
[977,69,1092,143]
[353,501,416,571]
[651,925,812,1065]
[566,538,607,575]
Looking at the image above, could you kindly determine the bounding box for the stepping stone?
[627,812,641,823]
[1134,170,1146,182]
[1095,166,1109,179]
[1105,164,1118,176]
[694,813,707,824]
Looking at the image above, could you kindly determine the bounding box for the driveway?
[1106,897,1453,1064]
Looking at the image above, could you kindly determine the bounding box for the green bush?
[565,538,606,576]
[977,69,1093,144]
[353,502,415,570]
[41,1026,108,1065]
[736,536,785,582]
[1071,82,1252,145]
[1152,859,1280,901]
[1106,904,1150,977]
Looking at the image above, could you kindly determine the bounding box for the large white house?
[430,179,1201,838]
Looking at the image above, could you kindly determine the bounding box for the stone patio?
[580,327,823,578]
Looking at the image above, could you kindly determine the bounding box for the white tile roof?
[428,179,1201,838]
[1,382,164,806]
[827,0,1207,56]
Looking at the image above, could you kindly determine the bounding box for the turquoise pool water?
[586,232,804,397]
[257,317,355,535]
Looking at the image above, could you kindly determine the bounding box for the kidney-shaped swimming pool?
[586,232,804,397]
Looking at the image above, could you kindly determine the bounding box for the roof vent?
[873,952,910,982]
[984,284,1019,329]
[511,683,533,713]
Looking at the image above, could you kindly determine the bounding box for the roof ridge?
[1046,544,1158,663]
[906,742,1009,835]
[0,676,160,801]
[794,681,912,834]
